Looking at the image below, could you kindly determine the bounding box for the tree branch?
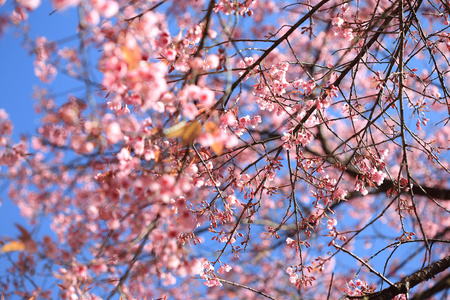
[348,255,450,300]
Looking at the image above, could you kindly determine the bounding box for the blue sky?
[0,3,88,296]
[0,1,81,248]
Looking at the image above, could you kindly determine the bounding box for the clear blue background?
[0,0,80,251]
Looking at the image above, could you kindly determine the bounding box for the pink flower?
[226,195,240,207]
[162,272,176,286]
[182,102,198,119]
[0,119,13,136]
[250,115,261,128]
[90,259,108,275]
[165,48,177,61]
[360,185,368,196]
[204,278,222,287]
[355,180,368,196]
[0,148,20,167]
[17,0,41,10]
[220,111,237,127]
[334,188,348,200]
[332,16,344,27]
[124,94,142,106]
[292,78,303,89]
[217,264,232,274]
[70,135,94,154]
[327,218,337,230]
[73,263,88,281]
[34,60,57,83]
[52,0,80,9]
[343,28,354,41]
[157,31,171,48]
[85,10,100,25]
[92,0,118,18]
[107,218,121,230]
[58,103,79,124]
[379,149,389,161]
[117,148,131,162]
[10,8,28,23]
[206,54,220,69]
[198,88,215,107]
[104,121,123,144]
[371,168,386,186]
[43,236,58,259]
[345,279,375,296]
[239,115,251,126]
[289,272,298,284]
[189,57,204,70]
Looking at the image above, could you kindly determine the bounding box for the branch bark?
[348,255,450,300]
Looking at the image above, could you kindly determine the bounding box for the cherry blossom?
[1,0,449,299]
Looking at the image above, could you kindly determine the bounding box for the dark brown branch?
[313,123,450,201]
[345,168,450,201]
[348,255,450,300]
[194,0,216,58]
[106,216,160,300]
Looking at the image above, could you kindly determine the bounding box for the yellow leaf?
[121,46,141,70]
[0,240,26,253]
[153,149,160,162]
[164,121,202,146]
[211,142,223,155]
[0,224,38,254]
[204,121,223,155]
[164,121,187,138]
[204,121,219,135]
